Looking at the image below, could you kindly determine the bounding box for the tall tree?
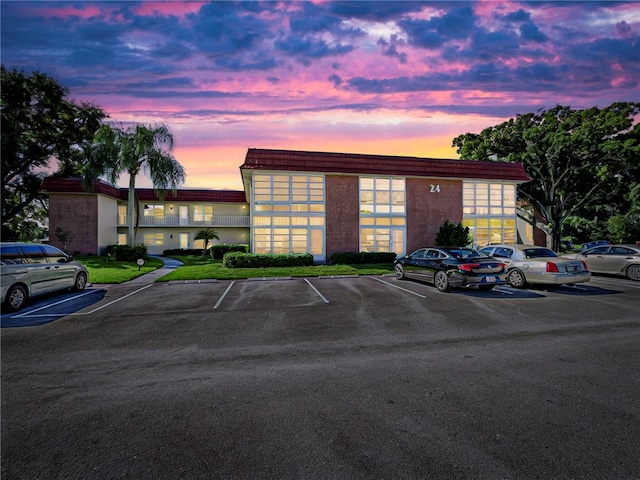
[87,123,186,246]
[452,102,640,250]
[1,66,106,240]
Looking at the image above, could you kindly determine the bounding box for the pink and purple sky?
[2,1,639,190]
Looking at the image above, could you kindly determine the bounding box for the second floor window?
[193,205,213,222]
[143,204,165,219]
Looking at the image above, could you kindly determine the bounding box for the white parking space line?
[12,285,153,318]
[213,281,235,310]
[12,289,103,318]
[372,277,428,299]
[304,279,330,304]
[494,286,514,295]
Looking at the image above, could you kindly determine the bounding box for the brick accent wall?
[48,193,99,255]
[325,175,359,259]
[406,178,462,252]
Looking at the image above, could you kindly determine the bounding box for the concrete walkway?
[125,255,184,285]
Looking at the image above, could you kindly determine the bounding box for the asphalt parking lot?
[2,275,640,479]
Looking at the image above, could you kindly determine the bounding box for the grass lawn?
[160,255,395,281]
[75,254,394,283]
[76,255,165,284]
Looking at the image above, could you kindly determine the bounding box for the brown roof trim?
[241,148,531,182]
[40,177,247,203]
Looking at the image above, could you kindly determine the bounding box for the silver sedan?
[479,244,591,288]
[566,244,640,281]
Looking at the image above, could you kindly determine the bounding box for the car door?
[403,249,428,280]
[18,244,55,295]
[41,245,77,288]
[579,246,609,272]
[422,249,445,283]
[602,246,638,274]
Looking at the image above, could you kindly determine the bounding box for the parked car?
[1,242,88,312]
[479,244,591,288]
[394,247,507,292]
[560,240,574,251]
[581,240,610,251]
[565,244,640,281]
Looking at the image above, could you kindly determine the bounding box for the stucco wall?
[406,178,462,252]
[97,195,118,255]
[48,193,99,255]
[325,175,359,259]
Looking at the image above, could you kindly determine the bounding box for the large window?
[193,205,213,223]
[359,177,406,255]
[144,233,164,246]
[143,204,164,219]
[463,182,517,246]
[360,178,405,214]
[252,174,325,259]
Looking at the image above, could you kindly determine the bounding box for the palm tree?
[86,123,186,246]
[194,228,220,254]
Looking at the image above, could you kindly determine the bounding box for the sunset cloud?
[2,1,637,190]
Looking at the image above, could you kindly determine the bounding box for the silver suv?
[1,243,88,312]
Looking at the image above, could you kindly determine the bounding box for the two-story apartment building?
[41,148,531,261]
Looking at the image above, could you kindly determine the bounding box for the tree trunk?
[127,174,136,246]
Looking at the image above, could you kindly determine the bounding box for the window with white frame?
[462,182,517,246]
[359,177,406,254]
[143,204,164,219]
[193,205,213,223]
[252,174,325,257]
[143,233,164,246]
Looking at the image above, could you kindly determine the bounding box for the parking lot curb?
[168,279,219,285]
[247,276,293,282]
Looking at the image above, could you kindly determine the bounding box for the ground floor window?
[253,224,324,258]
[143,233,164,246]
[359,217,405,255]
[117,233,127,245]
[463,217,517,247]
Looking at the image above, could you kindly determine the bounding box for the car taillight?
[546,262,560,273]
[458,263,480,272]
[581,261,589,271]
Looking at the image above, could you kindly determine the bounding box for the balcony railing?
[118,215,250,227]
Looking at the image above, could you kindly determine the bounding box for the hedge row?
[106,244,148,262]
[330,251,397,265]
[162,244,248,259]
[223,252,314,268]
[209,244,249,259]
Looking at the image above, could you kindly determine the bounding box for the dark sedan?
[394,247,507,292]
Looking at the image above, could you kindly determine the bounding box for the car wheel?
[434,271,451,292]
[626,264,640,281]
[478,285,495,291]
[507,269,527,288]
[73,272,88,291]
[394,264,405,280]
[5,284,27,312]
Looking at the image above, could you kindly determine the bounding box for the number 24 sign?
[430,184,440,193]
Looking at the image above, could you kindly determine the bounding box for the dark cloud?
[520,23,548,43]
[399,6,477,49]
[275,35,354,59]
[328,1,430,21]
[329,74,343,87]
[501,9,531,23]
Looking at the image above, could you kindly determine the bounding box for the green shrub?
[105,244,148,261]
[435,220,471,247]
[208,244,249,259]
[330,252,397,265]
[162,248,202,256]
[223,252,314,268]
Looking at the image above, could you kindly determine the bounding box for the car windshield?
[443,248,489,260]
[523,248,557,258]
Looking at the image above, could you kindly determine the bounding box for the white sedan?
[565,244,640,281]
[479,244,591,288]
